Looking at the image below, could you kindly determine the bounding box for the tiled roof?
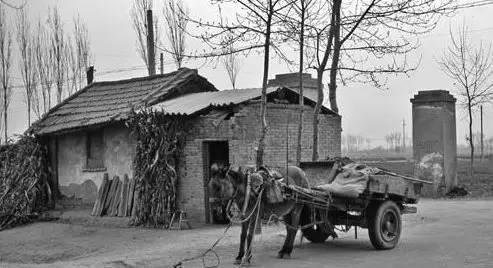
[31,68,216,135]
[151,86,336,116]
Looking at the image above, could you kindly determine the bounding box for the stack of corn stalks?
[127,109,190,227]
[0,136,52,231]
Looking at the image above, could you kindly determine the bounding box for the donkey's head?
[209,164,262,203]
[209,163,237,203]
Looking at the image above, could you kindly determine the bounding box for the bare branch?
[163,0,188,68]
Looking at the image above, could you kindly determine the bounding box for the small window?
[86,129,104,169]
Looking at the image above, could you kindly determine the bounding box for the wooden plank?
[102,177,117,216]
[105,176,119,216]
[131,183,139,218]
[91,173,109,216]
[126,178,135,217]
[110,177,122,216]
[118,175,129,217]
[98,175,112,216]
[368,175,418,200]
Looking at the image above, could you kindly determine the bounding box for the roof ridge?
[88,69,181,87]
[142,68,197,105]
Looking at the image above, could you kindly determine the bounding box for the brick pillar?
[411,90,457,196]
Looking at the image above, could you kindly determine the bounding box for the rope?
[239,195,263,267]
[171,223,232,268]
[266,213,325,231]
[227,189,264,225]
[172,190,265,268]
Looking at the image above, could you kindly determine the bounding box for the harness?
[224,167,264,221]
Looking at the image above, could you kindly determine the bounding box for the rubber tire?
[301,224,330,243]
[300,206,330,243]
[367,201,402,250]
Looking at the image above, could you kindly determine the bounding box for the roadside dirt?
[1,199,493,267]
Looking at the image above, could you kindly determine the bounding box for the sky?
[3,0,493,146]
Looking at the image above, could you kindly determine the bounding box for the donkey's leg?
[242,216,257,264]
[235,222,248,264]
[278,205,303,259]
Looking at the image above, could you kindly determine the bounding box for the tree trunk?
[27,98,31,127]
[296,2,305,166]
[255,14,272,169]
[312,70,324,161]
[468,104,474,179]
[3,91,6,143]
[312,0,340,161]
[328,0,341,114]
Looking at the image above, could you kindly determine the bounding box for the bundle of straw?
[0,136,52,231]
[127,109,190,227]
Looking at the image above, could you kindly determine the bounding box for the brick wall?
[179,101,341,222]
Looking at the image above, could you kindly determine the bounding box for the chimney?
[268,72,319,93]
[146,10,156,76]
[86,66,94,85]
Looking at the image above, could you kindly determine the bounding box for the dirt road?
[1,199,492,268]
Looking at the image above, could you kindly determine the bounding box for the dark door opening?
[203,141,229,224]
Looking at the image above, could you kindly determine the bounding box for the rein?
[224,167,265,224]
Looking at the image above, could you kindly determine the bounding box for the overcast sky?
[4,0,493,146]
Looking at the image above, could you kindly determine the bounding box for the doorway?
[202,141,229,224]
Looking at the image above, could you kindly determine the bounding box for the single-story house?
[30,68,342,223]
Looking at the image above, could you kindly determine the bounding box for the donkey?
[209,163,310,264]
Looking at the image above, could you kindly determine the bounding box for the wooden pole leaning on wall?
[118,175,130,217]
[92,173,109,216]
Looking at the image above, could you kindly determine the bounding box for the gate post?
[410,90,457,196]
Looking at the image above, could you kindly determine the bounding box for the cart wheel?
[301,224,330,243]
[367,201,401,250]
[300,206,330,243]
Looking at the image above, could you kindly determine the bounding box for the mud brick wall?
[55,125,136,203]
[179,101,341,222]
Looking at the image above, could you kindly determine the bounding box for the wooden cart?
[283,164,430,250]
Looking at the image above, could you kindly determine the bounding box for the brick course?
[179,101,341,222]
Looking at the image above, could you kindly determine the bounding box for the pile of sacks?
[314,162,381,198]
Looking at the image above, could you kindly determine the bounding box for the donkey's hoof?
[241,255,252,264]
[277,251,291,259]
[234,258,242,265]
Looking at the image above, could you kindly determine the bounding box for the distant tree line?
[0,5,93,144]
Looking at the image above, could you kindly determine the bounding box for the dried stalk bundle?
[127,109,189,227]
[0,136,52,231]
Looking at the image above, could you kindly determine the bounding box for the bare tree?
[163,0,188,68]
[34,20,53,115]
[0,4,12,143]
[305,0,489,160]
[66,37,78,95]
[438,24,493,178]
[223,44,241,89]
[192,0,294,168]
[0,0,25,9]
[16,8,38,127]
[48,7,68,104]
[131,0,160,72]
[385,134,393,151]
[72,14,92,90]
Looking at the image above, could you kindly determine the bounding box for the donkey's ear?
[229,164,240,174]
[211,163,219,175]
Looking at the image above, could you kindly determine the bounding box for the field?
[365,159,493,197]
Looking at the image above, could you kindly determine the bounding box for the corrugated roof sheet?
[151,86,335,116]
[31,68,216,135]
[150,87,277,115]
